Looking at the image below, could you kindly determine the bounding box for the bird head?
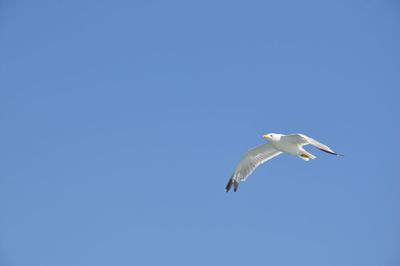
[263,133,280,142]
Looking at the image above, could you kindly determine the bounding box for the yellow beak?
[263,135,271,140]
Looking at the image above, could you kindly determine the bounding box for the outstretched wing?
[225,142,282,192]
[283,134,342,156]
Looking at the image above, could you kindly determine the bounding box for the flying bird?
[225,133,342,192]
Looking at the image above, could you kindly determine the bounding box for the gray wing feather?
[229,142,282,184]
[284,134,340,155]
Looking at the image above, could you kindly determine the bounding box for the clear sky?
[1,0,399,265]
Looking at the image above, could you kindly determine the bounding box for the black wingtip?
[225,177,239,192]
[225,178,232,192]
[332,151,344,157]
[233,180,239,192]
[318,148,344,157]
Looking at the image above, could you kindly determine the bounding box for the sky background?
[1,0,400,265]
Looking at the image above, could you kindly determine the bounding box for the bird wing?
[283,134,341,156]
[226,142,282,192]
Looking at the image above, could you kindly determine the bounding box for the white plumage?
[225,133,342,192]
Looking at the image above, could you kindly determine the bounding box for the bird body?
[225,133,342,192]
[272,134,300,156]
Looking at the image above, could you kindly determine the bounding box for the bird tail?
[225,175,239,192]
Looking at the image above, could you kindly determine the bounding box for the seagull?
[225,133,342,192]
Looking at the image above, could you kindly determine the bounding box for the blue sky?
[1,0,399,265]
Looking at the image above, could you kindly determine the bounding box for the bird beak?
[263,135,270,140]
